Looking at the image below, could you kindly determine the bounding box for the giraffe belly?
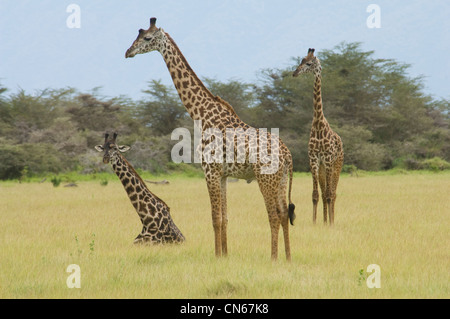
[223,162,255,180]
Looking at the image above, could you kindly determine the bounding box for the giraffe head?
[95,132,131,164]
[293,48,321,77]
[125,17,166,58]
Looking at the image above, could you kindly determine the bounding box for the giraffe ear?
[118,145,131,153]
[95,145,104,152]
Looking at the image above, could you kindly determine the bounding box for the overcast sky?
[0,0,448,100]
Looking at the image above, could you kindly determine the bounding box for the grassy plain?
[0,171,448,298]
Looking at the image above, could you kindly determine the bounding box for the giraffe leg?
[134,234,144,244]
[278,167,291,261]
[330,157,343,225]
[324,166,334,226]
[318,163,327,224]
[205,174,223,257]
[269,210,281,261]
[220,176,228,256]
[281,215,290,261]
[257,173,283,261]
[310,158,320,224]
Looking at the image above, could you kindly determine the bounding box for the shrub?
[50,176,62,187]
[421,157,450,171]
[0,143,25,179]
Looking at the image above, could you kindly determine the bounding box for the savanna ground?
[0,171,448,299]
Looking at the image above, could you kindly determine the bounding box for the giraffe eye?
[306,62,312,66]
[144,36,152,41]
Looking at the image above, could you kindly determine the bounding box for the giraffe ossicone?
[126,17,296,260]
[95,132,185,244]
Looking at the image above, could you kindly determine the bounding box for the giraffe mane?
[214,95,238,117]
[164,32,238,118]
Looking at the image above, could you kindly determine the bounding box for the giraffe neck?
[112,154,144,193]
[312,66,324,122]
[110,154,157,215]
[158,32,237,125]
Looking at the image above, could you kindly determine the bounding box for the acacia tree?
[137,80,188,136]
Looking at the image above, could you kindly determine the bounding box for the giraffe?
[293,48,344,225]
[95,132,185,244]
[125,17,295,260]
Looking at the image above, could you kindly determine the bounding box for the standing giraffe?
[293,48,344,225]
[95,132,185,244]
[125,18,295,260]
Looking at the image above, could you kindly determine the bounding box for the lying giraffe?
[95,132,185,244]
[125,17,295,260]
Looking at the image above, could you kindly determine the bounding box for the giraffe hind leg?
[256,177,280,260]
[324,166,334,226]
[278,168,291,261]
[330,156,344,225]
[257,170,292,261]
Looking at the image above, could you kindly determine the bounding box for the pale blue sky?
[0,0,449,100]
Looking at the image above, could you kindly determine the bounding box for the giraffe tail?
[288,156,296,226]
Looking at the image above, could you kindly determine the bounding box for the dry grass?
[0,172,448,298]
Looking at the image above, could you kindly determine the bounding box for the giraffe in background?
[125,18,295,260]
[293,48,344,225]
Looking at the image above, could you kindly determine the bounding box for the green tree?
[203,77,257,125]
[137,80,188,136]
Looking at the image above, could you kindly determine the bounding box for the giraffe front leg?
[318,163,328,224]
[133,234,144,244]
[310,158,320,224]
[205,173,223,257]
[133,225,147,244]
[220,177,228,256]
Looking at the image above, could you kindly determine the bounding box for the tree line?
[0,42,449,180]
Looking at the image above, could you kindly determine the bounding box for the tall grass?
[0,172,448,298]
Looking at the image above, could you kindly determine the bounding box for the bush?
[0,143,25,179]
[421,157,450,171]
[50,176,62,187]
[0,142,64,179]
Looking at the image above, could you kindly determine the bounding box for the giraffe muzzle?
[103,155,110,164]
[125,48,135,58]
